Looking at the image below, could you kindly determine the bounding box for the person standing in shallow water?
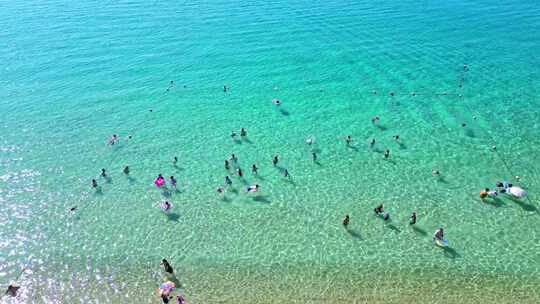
[272,156,279,166]
[92,179,98,188]
[410,212,416,225]
[251,164,258,174]
[224,160,230,170]
[161,259,174,274]
[343,214,350,227]
[312,152,317,162]
[101,168,107,177]
[225,176,232,186]
[345,135,352,146]
[123,166,129,175]
[384,149,390,159]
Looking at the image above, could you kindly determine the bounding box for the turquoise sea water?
[1,0,540,303]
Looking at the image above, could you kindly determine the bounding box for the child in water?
[169,176,177,189]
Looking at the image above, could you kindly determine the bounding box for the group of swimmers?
[479,180,526,200]
[342,207,442,243]
[220,151,292,195]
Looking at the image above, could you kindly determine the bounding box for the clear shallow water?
[1,0,540,303]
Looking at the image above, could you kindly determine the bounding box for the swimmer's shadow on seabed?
[397,142,407,150]
[242,137,253,144]
[93,187,104,195]
[279,108,290,116]
[220,195,232,202]
[375,124,388,131]
[346,228,362,240]
[481,197,505,208]
[441,246,460,259]
[506,196,537,212]
[383,158,397,165]
[411,225,427,236]
[282,178,296,186]
[254,174,266,181]
[252,195,271,204]
[464,129,476,138]
[436,176,449,184]
[347,145,359,152]
[165,212,180,222]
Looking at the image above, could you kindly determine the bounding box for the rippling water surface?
[1,0,540,303]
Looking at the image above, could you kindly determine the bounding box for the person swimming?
[123,166,129,175]
[173,156,178,165]
[161,201,172,212]
[230,131,237,138]
[224,160,230,170]
[223,85,228,92]
[225,176,232,185]
[92,179,98,188]
[345,135,352,146]
[246,184,260,193]
[69,206,77,212]
[101,168,107,177]
[161,259,174,274]
[384,150,390,159]
[217,187,225,194]
[392,135,400,141]
[240,128,247,137]
[155,174,166,188]
[169,176,177,189]
[237,168,243,177]
[306,137,315,145]
[251,164,258,174]
[370,138,376,147]
[312,152,317,162]
[283,169,289,178]
[108,134,118,145]
[409,212,416,225]
[272,98,281,105]
[480,188,488,199]
[371,116,380,124]
[230,154,237,162]
[272,155,279,166]
[433,228,444,241]
[383,213,390,221]
[342,214,350,227]
[374,204,384,215]
[432,169,440,177]
[487,189,498,197]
